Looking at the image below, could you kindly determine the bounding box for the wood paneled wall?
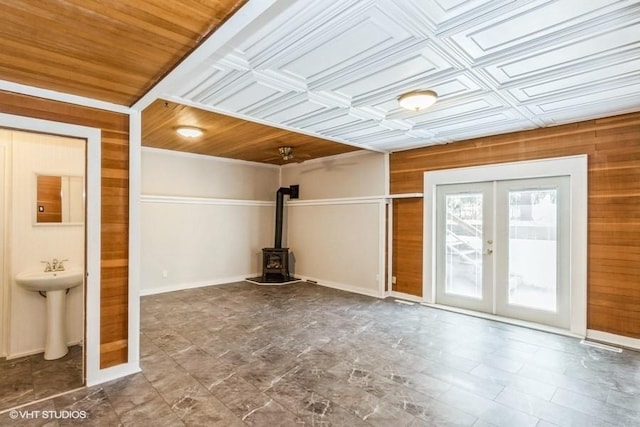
[392,198,423,296]
[0,90,129,367]
[390,112,640,338]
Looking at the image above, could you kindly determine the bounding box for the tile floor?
[0,345,83,411]
[1,281,639,426]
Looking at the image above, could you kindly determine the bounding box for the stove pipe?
[274,185,299,248]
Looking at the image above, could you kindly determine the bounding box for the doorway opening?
[0,129,86,410]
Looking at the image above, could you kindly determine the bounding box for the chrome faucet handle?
[41,260,53,272]
[56,259,68,271]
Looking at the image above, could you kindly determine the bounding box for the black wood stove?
[252,185,299,283]
[261,248,290,282]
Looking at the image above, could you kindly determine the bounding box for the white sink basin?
[15,266,84,360]
[16,267,83,292]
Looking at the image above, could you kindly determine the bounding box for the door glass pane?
[508,189,557,311]
[445,193,483,299]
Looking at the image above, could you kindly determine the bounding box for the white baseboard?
[386,290,423,303]
[298,275,384,299]
[586,330,640,351]
[140,274,258,296]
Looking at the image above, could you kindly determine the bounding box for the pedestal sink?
[15,267,83,360]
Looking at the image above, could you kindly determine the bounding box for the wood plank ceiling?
[142,100,360,165]
[0,0,246,106]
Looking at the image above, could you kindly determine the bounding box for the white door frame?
[423,155,588,336]
[0,113,101,382]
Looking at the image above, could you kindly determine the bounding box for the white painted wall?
[281,151,387,297]
[287,202,383,296]
[140,148,279,295]
[280,151,386,199]
[140,149,387,297]
[142,147,278,200]
[4,130,85,358]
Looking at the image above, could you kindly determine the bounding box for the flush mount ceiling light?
[176,126,203,138]
[398,90,438,111]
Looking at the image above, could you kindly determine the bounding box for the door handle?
[486,248,493,255]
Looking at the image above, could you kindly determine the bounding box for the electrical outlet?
[162,270,168,278]
[392,276,397,284]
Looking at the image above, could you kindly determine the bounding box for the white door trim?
[0,113,101,382]
[423,155,588,336]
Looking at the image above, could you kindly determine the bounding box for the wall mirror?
[35,174,85,224]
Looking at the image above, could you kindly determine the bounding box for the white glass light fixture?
[176,126,203,138]
[398,90,438,111]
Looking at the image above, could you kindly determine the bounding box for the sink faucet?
[51,259,68,272]
[41,260,53,272]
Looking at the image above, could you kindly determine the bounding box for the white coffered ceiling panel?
[479,23,640,85]
[526,82,640,122]
[504,57,640,103]
[445,0,629,61]
[165,0,640,152]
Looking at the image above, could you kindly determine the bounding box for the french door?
[435,176,570,329]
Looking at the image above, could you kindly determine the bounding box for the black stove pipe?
[274,185,299,248]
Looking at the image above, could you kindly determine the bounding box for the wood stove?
[248,184,299,284]
[261,248,290,282]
